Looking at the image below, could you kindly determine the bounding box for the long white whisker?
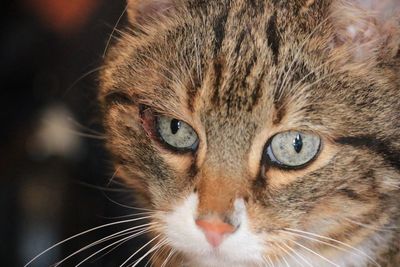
[284,228,381,267]
[58,223,157,266]
[102,194,156,212]
[130,239,168,267]
[281,253,290,267]
[63,66,105,97]
[101,212,154,220]
[290,239,340,267]
[107,166,121,186]
[103,5,128,58]
[267,255,276,267]
[24,216,154,266]
[66,117,105,136]
[120,234,161,267]
[281,242,313,267]
[76,181,133,193]
[275,242,305,267]
[161,248,175,267]
[262,256,273,267]
[145,240,170,267]
[42,119,106,140]
[74,227,157,267]
[342,217,399,232]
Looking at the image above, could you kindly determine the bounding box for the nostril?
[195,218,236,247]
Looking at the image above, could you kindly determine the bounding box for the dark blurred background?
[1,1,148,266]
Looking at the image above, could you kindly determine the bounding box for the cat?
[99,0,400,266]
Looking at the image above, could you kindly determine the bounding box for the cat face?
[100,0,400,266]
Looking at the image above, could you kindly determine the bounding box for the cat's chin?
[184,255,262,267]
[160,193,265,267]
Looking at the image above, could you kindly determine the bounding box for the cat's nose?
[195,217,236,247]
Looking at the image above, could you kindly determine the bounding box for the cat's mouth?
[160,193,265,266]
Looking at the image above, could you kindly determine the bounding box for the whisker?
[130,239,168,267]
[120,234,161,267]
[144,240,169,267]
[41,119,106,140]
[160,248,176,267]
[101,212,154,220]
[66,117,105,136]
[284,228,381,267]
[342,217,399,232]
[281,242,313,267]
[74,226,158,267]
[102,193,157,212]
[136,51,187,89]
[59,228,147,266]
[281,253,290,267]
[262,256,272,267]
[275,242,305,267]
[282,230,358,265]
[103,5,128,58]
[266,255,276,267]
[63,66,105,97]
[88,227,158,265]
[24,217,154,266]
[107,166,121,186]
[289,239,340,267]
[75,181,133,193]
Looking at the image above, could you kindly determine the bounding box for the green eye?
[156,115,199,151]
[266,131,321,168]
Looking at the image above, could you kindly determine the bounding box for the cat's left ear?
[126,0,175,26]
[331,0,400,63]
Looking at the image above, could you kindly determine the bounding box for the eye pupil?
[293,134,303,153]
[170,119,181,134]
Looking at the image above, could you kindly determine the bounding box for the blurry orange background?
[24,0,100,33]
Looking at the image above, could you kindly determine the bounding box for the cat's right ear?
[330,0,400,64]
[126,0,175,26]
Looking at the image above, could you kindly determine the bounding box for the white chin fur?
[161,193,264,267]
[160,193,383,267]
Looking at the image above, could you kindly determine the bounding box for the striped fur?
[100,0,400,266]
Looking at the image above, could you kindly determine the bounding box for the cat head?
[100,0,400,265]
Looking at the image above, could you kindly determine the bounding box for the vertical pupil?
[293,134,303,153]
[170,119,181,134]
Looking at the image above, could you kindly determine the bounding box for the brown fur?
[99,0,400,266]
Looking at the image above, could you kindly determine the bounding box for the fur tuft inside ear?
[331,0,400,62]
[127,0,175,25]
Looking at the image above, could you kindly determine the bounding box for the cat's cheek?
[156,150,194,179]
[160,193,265,266]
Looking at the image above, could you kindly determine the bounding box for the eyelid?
[138,103,187,122]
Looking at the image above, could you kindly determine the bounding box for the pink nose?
[195,218,235,247]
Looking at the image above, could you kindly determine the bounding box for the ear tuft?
[331,0,400,63]
[127,0,175,25]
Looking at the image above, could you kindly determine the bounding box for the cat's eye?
[156,115,199,151]
[265,131,321,168]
